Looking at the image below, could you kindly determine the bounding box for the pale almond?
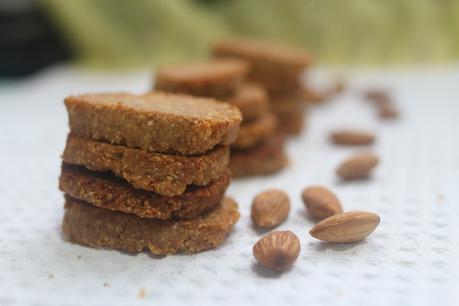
[309,211,380,243]
[337,152,379,180]
[330,129,375,146]
[302,186,343,220]
[253,231,300,271]
[251,189,290,228]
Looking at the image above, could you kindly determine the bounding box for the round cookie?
[62,134,229,196]
[154,59,249,98]
[213,38,311,92]
[230,134,288,177]
[228,83,269,121]
[65,92,242,155]
[231,113,277,149]
[62,196,240,255]
[270,100,307,135]
[59,163,230,220]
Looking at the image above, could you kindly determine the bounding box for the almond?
[309,211,380,243]
[253,231,300,271]
[330,129,375,146]
[364,88,390,103]
[378,102,399,119]
[337,152,379,180]
[251,189,290,228]
[302,186,343,220]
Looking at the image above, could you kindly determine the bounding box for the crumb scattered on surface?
[138,288,146,299]
[48,273,54,279]
[437,194,445,202]
[103,282,110,288]
[77,255,81,259]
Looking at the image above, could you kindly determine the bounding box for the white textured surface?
[0,66,458,306]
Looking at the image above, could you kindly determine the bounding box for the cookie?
[59,163,230,220]
[62,195,240,255]
[270,100,306,135]
[62,134,229,196]
[230,134,288,177]
[276,109,306,135]
[155,59,249,98]
[231,113,277,149]
[65,92,242,155]
[213,38,311,91]
[228,83,269,121]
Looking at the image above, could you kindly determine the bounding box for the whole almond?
[309,211,380,243]
[253,231,300,271]
[337,152,379,180]
[330,129,375,146]
[302,186,343,220]
[378,103,399,119]
[364,88,390,103]
[251,189,290,228]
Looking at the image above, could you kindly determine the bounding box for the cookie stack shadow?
[154,59,288,178]
[213,38,312,136]
[59,92,241,255]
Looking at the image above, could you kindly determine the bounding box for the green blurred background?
[1,0,459,76]
[42,0,459,67]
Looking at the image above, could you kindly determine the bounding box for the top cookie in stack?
[213,38,312,136]
[155,59,287,177]
[59,92,242,255]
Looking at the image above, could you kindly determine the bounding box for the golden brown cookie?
[230,134,288,177]
[59,164,230,220]
[154,59,249,98]
[62,134,229,196]
[228,83,269,121]
[270,101,306,135]
[65,92,242,155]
[231,113,277,149]
[62,195,240,255]
[277,109,306,136]
[213,38,311,92]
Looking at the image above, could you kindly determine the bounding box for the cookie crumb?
[138,288,146,299]
[437,194,445,203]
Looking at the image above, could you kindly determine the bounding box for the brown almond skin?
[330,129,375,146]
[337,152,379,180]
[379,104,399,119]
[302,186,343,220]
[251,189,290,228]
[309,211,380,243]
[253,231,300,271]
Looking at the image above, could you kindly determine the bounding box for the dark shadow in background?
[0,0,72,78]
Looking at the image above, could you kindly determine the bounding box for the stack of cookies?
[213,38,312,136]
[154,59,288,177]
[59,92,242,255]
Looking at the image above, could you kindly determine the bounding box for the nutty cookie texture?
[59,164,230,220]
[65,92,242,155]
[155,59,248,98]
[231,113,277,149]
[213,38,311,92]
[270,101,306,135]
[230,134,288,177]
[62,196,240,255]
[62,135,229,196]
[228,83,269,121]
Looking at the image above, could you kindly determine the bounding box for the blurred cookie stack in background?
[212,38,312,136]
[155,59,288,177]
